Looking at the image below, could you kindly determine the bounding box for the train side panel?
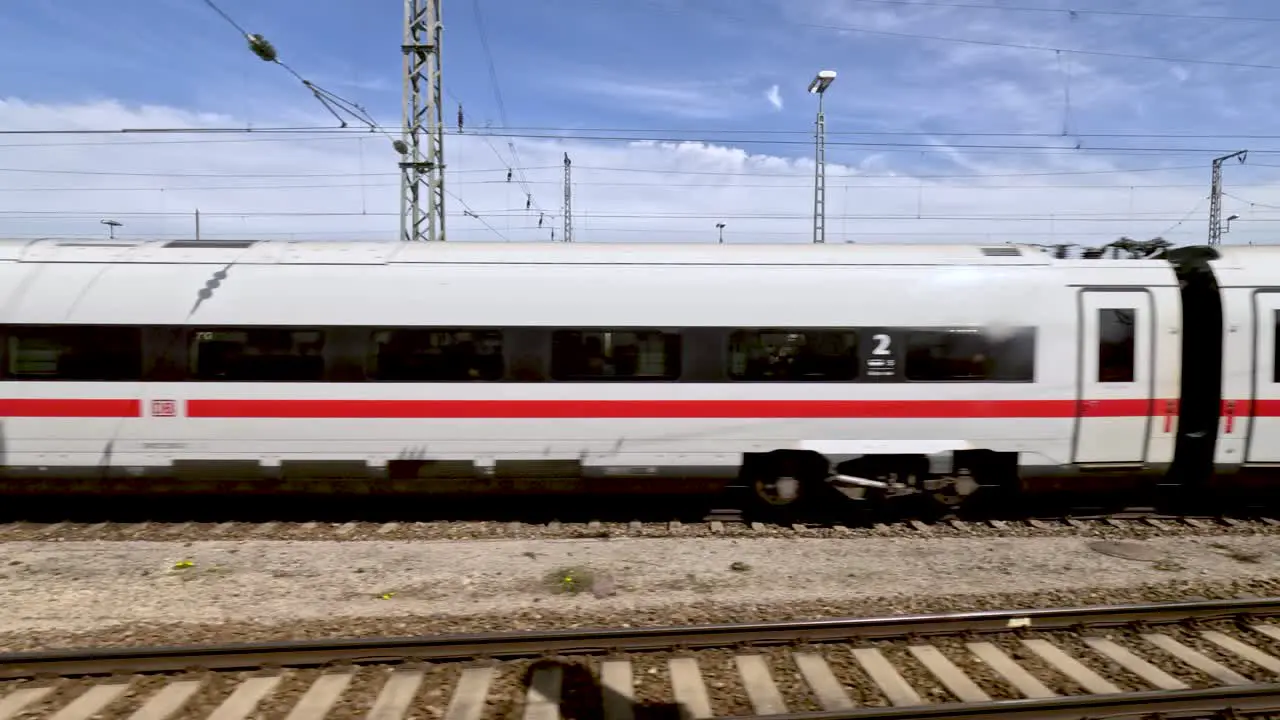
[0,239,1187,500]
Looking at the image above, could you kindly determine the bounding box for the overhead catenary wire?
[624,0,1280,71]
[469,0,548,225]
[0,162,1226,180]
[834,0,1280,23]
[3,180,1267,193]
[5,210,1273,222]
[17,125,1280,140]
[15,125,1280,155]
[197,0,400,151]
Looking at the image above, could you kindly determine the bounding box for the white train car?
[0,237,1241,511]
[1213,246,1280,483]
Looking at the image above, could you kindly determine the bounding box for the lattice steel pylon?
[399,0,446,242]
[563,153,573,243]
[812,95,826,244]
[1208,150,1247,247]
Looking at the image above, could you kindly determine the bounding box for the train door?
[1073,290,1154,464]
[1245,292,1280,462]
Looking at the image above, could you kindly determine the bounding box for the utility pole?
[399,0,446,242]
[563,152,573,243]
[195,208,201,241]
[807,70,836,244]
[1209,150,1247,246]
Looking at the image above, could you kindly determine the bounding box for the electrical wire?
[471,0,548,226]
[4,209,1275,222]
[835,0,1280,23]
[0,180,1258,193]
[12,125,1280,140]
[623,0,1280,71]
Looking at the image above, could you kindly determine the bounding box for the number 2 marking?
[871,333,892,355]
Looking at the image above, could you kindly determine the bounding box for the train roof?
[0,237,1164,267]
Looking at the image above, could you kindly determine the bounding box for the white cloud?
[557,77,752,120]
[765,85,783,111]
[1,98,1278,248]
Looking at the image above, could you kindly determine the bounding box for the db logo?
[150,399,178,417]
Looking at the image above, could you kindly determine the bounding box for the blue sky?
[3,0,1280,244]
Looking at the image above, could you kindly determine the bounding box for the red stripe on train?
[185,398,1153,419]
[0,397,1257,420]
[0,398,141,417]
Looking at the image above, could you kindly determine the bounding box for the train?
[0,237,1277,515]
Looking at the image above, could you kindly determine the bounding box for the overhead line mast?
[1208,150,1247,246]
[400,0,446,242]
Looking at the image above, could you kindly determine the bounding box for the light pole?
[807,70,836,244]
[100,219,122,239]
[1226,214,1240,234]
[716,222,726,244]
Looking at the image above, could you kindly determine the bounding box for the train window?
[1098,309,1135,383]
[904,327,1035,382]
[551,330,681,380]
[368,329,504,381]
[189,328,326,381]
[728,330,858,381]
[5,326,142,381]
[1274,311,1280,383]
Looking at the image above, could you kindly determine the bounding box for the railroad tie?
[1142,633,1251,686]
[667,657,713,720]
[48,681,133,720]
[792,652,855,710]
[1082,638,1188,690]
[205,675,282,720]
[908,645,990,702]
[1020,638,1121,695]
[125,680,203,720]
[443,667,495,720]
[600,660,635,720]
[965,641,1056,699]
[524,666,563,720]
[366,669,426,720]
[1201,631,1280,676]
[734,655,787,715]
[0,687,55,720]
[851,647,924,706]
[283,673,355,720]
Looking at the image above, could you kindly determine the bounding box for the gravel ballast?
[0,534,1278,652]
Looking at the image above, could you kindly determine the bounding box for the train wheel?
[745,452,826,519]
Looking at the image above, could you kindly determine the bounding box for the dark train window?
[5,326,142,381]
[904,327,1035,382]
[1274,311,1280,383]
[551,330,680,380]
[369,329,503,381]
[190,328,326,381]
[1098,309,1135,383]
[728,330,858,381]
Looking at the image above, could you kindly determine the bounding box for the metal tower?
[563,153,573,243]
[399,0,446,242]
[807,70,836,244]
[1208,150,1247,246]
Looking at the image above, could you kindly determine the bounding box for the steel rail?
[1,596,1278,679]
[718,684,1280,719]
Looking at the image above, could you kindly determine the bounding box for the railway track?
[0,512,1276,542]
[4,598,1280,719]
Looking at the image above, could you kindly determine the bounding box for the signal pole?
[1208,150,1247,246]
[563,153,574,243]
[400,0,446,242]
